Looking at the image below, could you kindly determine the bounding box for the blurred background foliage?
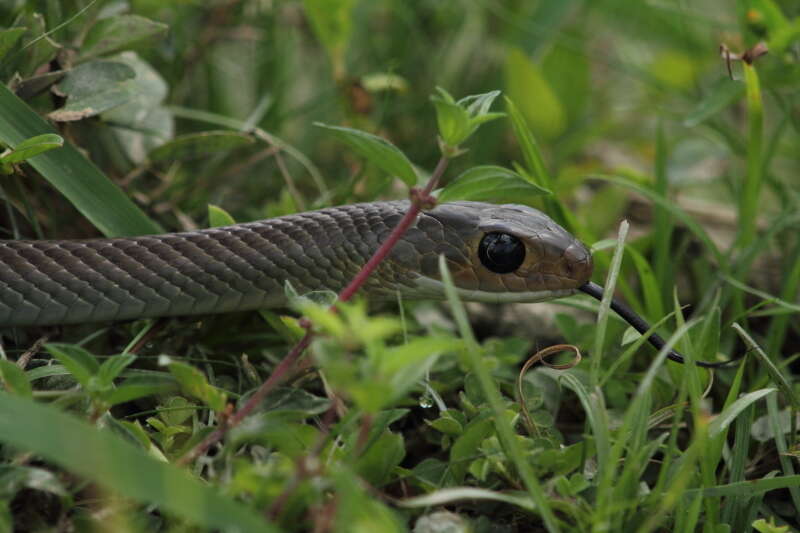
[1,0,800,531]
[1,0,797,242]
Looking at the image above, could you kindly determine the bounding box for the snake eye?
[478,232,525,274]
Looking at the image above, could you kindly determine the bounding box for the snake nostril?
[563,242,593,282]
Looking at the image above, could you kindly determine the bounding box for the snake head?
[394,201,593,303]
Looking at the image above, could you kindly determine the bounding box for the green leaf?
[157,395,196,427]
[504,97,551,188]
[0,28,25,62]
[104,375,176,406]
[96,354,138,389]
[49,61,137,122]
[376,337,460,407]
[355,430,405,485]
[426,415,463,436]
[0,392,274,532]
[163,359,228,412]
[332,468,405,532]
[26,364,69,382]
[80,15,169,60]
[255,387,331,417]
[315,123,418,186]
[0,360,32,397]
[431,88,505,149]
[439,165,550,205]
[450,418,493,483]
[626,245,664,320]
[430,92,471,147]
[229,413,319,458]
[0,83,161,237]
[148,130,255,162]
[459,90,503,118]
[709,388,776,437]
[102,52,173,164]
[378,337,461,375]
[697,304,721,363]
[558,372,611,476]
[504,47,566,140]
[208,204,236,227]
[14,14,60,77]
[753,518,792,533]
[45,344,100,387]
[0,133,63,164]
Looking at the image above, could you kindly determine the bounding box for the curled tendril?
[516,344,581,437]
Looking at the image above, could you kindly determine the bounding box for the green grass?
[0,1,799,531]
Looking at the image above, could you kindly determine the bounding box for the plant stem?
[338,156,448,302]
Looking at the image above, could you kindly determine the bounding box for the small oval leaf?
[45,343,100,387]
[439,165,550,205]
[207,204,236,227]
[1,133,63,163]
[164,360,227,412]
[315,123,418,186]
[0,360,32,397]
[80,15,169,60]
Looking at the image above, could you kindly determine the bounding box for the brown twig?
[16,335,49,370]
[177,156,450,466]
[720,41,769,79]
[516,344,581,437]
[126,320,168,355]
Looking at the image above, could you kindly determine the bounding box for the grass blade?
[684,474,800,498]
[736,62,764,248]
[590,220,629,386]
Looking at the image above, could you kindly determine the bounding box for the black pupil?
[478,233,525,274]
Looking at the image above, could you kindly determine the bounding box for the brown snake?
[0,201,591,327]
[0,200,736,368]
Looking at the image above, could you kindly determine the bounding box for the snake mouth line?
[578,282,741,369]
[412,277,575,304]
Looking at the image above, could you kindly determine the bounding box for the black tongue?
[578,282,740,369]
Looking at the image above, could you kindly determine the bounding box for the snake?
[0,200,732,368]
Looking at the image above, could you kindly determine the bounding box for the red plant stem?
[338,156,448,303]
[179,155,450,466]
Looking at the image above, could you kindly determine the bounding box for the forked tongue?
[578,282,739,369]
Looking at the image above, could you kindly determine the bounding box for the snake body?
[0,201,593,327]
